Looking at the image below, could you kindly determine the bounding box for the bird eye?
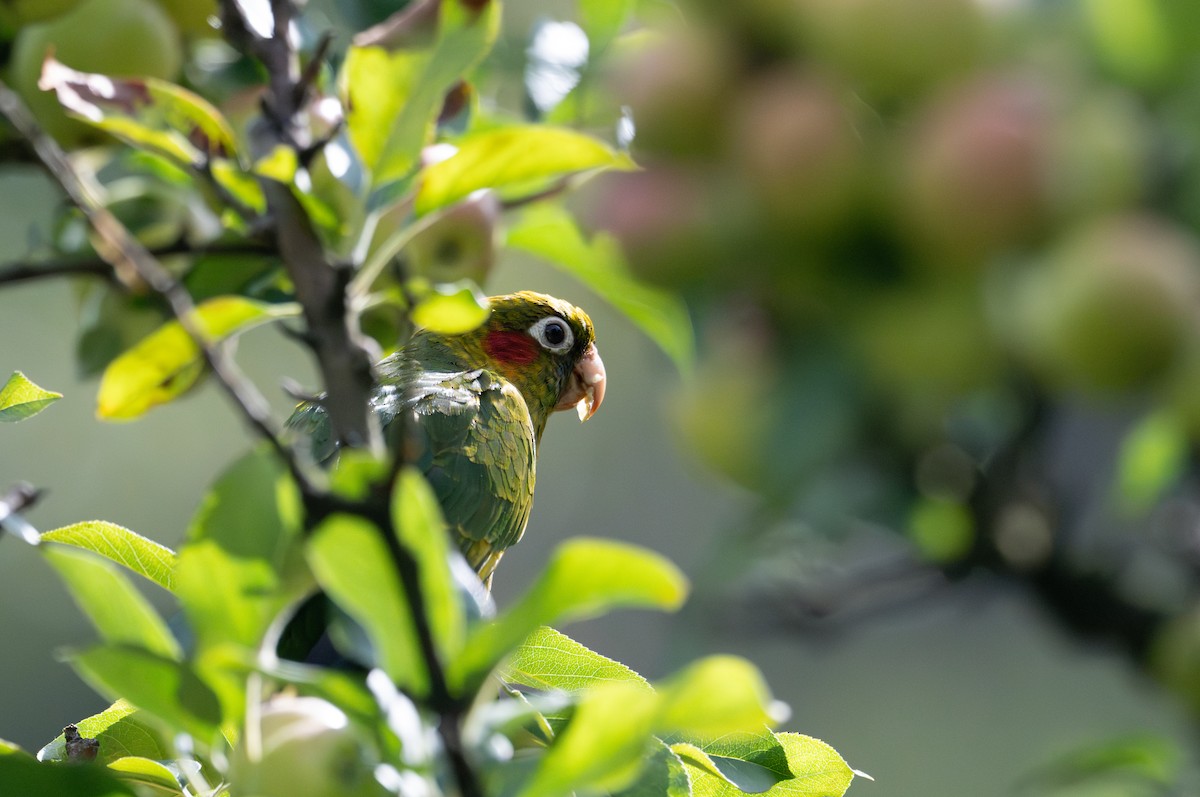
[529,316,574,352]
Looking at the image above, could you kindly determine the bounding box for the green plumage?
[289,291,602,585]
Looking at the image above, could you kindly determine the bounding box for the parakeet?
[290,291,606,585]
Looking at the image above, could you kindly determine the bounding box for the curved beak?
[555,343,606,422]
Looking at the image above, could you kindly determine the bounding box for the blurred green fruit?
[155,0,218,36]
[730,69,863,237]
[898,77,1051,265]
[1015,215,1200,393]
[795,0,984,99]
[230,697,386,797]
[403,191,500,287]
[11,0,182,145]
[0,0,82,27]
[617,26,738,159]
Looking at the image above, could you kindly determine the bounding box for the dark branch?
[0,76,312,495]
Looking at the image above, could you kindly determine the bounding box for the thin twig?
[0,76,312,495]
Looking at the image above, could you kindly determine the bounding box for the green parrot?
[289,291,606,585]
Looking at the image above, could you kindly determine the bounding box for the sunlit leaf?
[254,145,299,183]
[44,546,181,660]
[656,656,782,739]
[507,204,694,374]
[0,739,24,756]
[502,626,650,693]
[176,449,308,653]
[38,700,169,764]
[1116,410,1188,512]
[411,279,490,334]
[39,57,237,166]
[0,371,61,422]
[107,757,185,796]
[392,468,466,662]
[70,646,224,744]
[0,752,135,797]
[307,513,427,694]
[347,1,499,187]
[683,733,856,797]
[415,125,635,215]
[614,737,691,797]
[518,680,661,797]
[96,297,298,420]
[578,0,636,52]
[1082,0,1171,85]
[454,538,687,689]
[41,521,177,591]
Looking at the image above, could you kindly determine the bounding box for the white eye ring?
[529,315,574,352]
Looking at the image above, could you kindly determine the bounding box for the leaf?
[502,626,650,692]
[41,521,177,591]
[347,1,500,187]
[0,753,135,797]
[392,467,466,663]
[306,513,427,694]
[454,538,687,689]
[176,448,308,652]
[518,680,662,797]
[656,656,782,739]
[614,737,691,797]
[670,730,793,795]
[507,204,694,374]
[1116,410,1188,513]
[411,279,490,334]
[1082,0,1171,85]
[39,57,238,166]
[578,0,636,53]
[38,700,169,764]
[683,734,856,797]
[96,297,298,420]
[43,546,181,660]
[0,371,61,422]
[69,646,224,744]
[414,125,635,215]
[0,739,26,756]
[107,757,185,796]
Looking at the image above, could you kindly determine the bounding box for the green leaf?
[507,204,694,374]
[306,513,427,694]
[348,1,500,187]
[414,125,635,215]
[40,57,238,166]
[411,279,490,334]
[656,656,781,739]
[38,700,169,764]
[518,680,661,797]
[0,739,26,756]
[41,521,177,591]
[1116,410,1188,513]
[578,0,635,52]
[176,449,308,652]
[69,646,224,744]
[392,467,466,662]
[0,371,61,422]
[908,497,974,563]
[614,737,691,797]
[43,546,181,660]
[502,626,650,692]
[96,297,299,420]
[0,752,135,797]
[683,734,856,797]
[670,730,793,795]
[107,757,185,796]
[454,538,687,689]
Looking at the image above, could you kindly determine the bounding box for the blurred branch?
[0,239,276,287]
[0,76,310,494]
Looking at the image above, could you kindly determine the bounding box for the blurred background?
[3,0,1200,794]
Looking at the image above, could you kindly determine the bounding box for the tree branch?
[0,240,275,288]
[0,76,312,495]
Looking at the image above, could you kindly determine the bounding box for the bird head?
[480,292,605,426]
[419,291,606,437]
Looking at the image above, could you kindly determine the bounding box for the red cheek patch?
[484,330,540,365]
